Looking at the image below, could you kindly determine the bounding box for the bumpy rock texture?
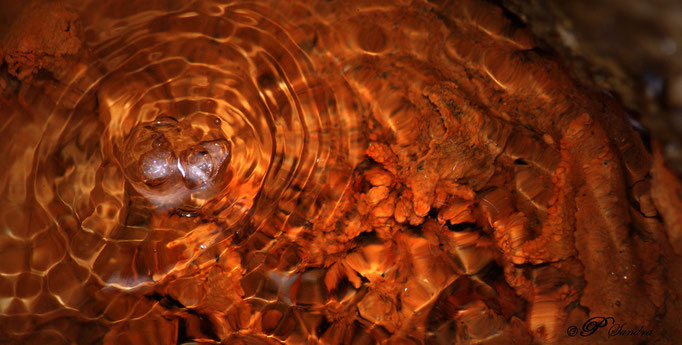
[500,0,682,176]
[1,0,682,345]
[0,0,82,81]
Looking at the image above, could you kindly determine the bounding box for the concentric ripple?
[1,3,366,338]
[2,0,677,344]
[26,1,365,290]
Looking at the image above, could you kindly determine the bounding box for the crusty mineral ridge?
[1,0,82,80]
[1,0,682,344]
[500,0,682,177]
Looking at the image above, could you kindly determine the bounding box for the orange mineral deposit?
[0,0,681,344]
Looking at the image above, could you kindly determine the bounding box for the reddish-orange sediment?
[1,0,82,81]
[1,0,682,344]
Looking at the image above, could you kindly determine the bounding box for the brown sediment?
[1,0,82,81]
[651,141,682,255]
[0,0,681,344]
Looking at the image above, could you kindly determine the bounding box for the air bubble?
[154,115,179,127]
[139,148,177,186]
[180,146,214,188]
[201,139,231,168]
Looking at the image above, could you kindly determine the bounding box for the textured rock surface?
[0,0,82,80]
[0,0,681,344]
[500,0,682,176]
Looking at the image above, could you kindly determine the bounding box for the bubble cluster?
[2,0,362,306]
[124,115,231,196]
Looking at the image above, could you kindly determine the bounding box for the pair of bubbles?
[122,115,232,209]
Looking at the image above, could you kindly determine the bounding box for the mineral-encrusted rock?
[500,0,682,176]
[1,0,82,81]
